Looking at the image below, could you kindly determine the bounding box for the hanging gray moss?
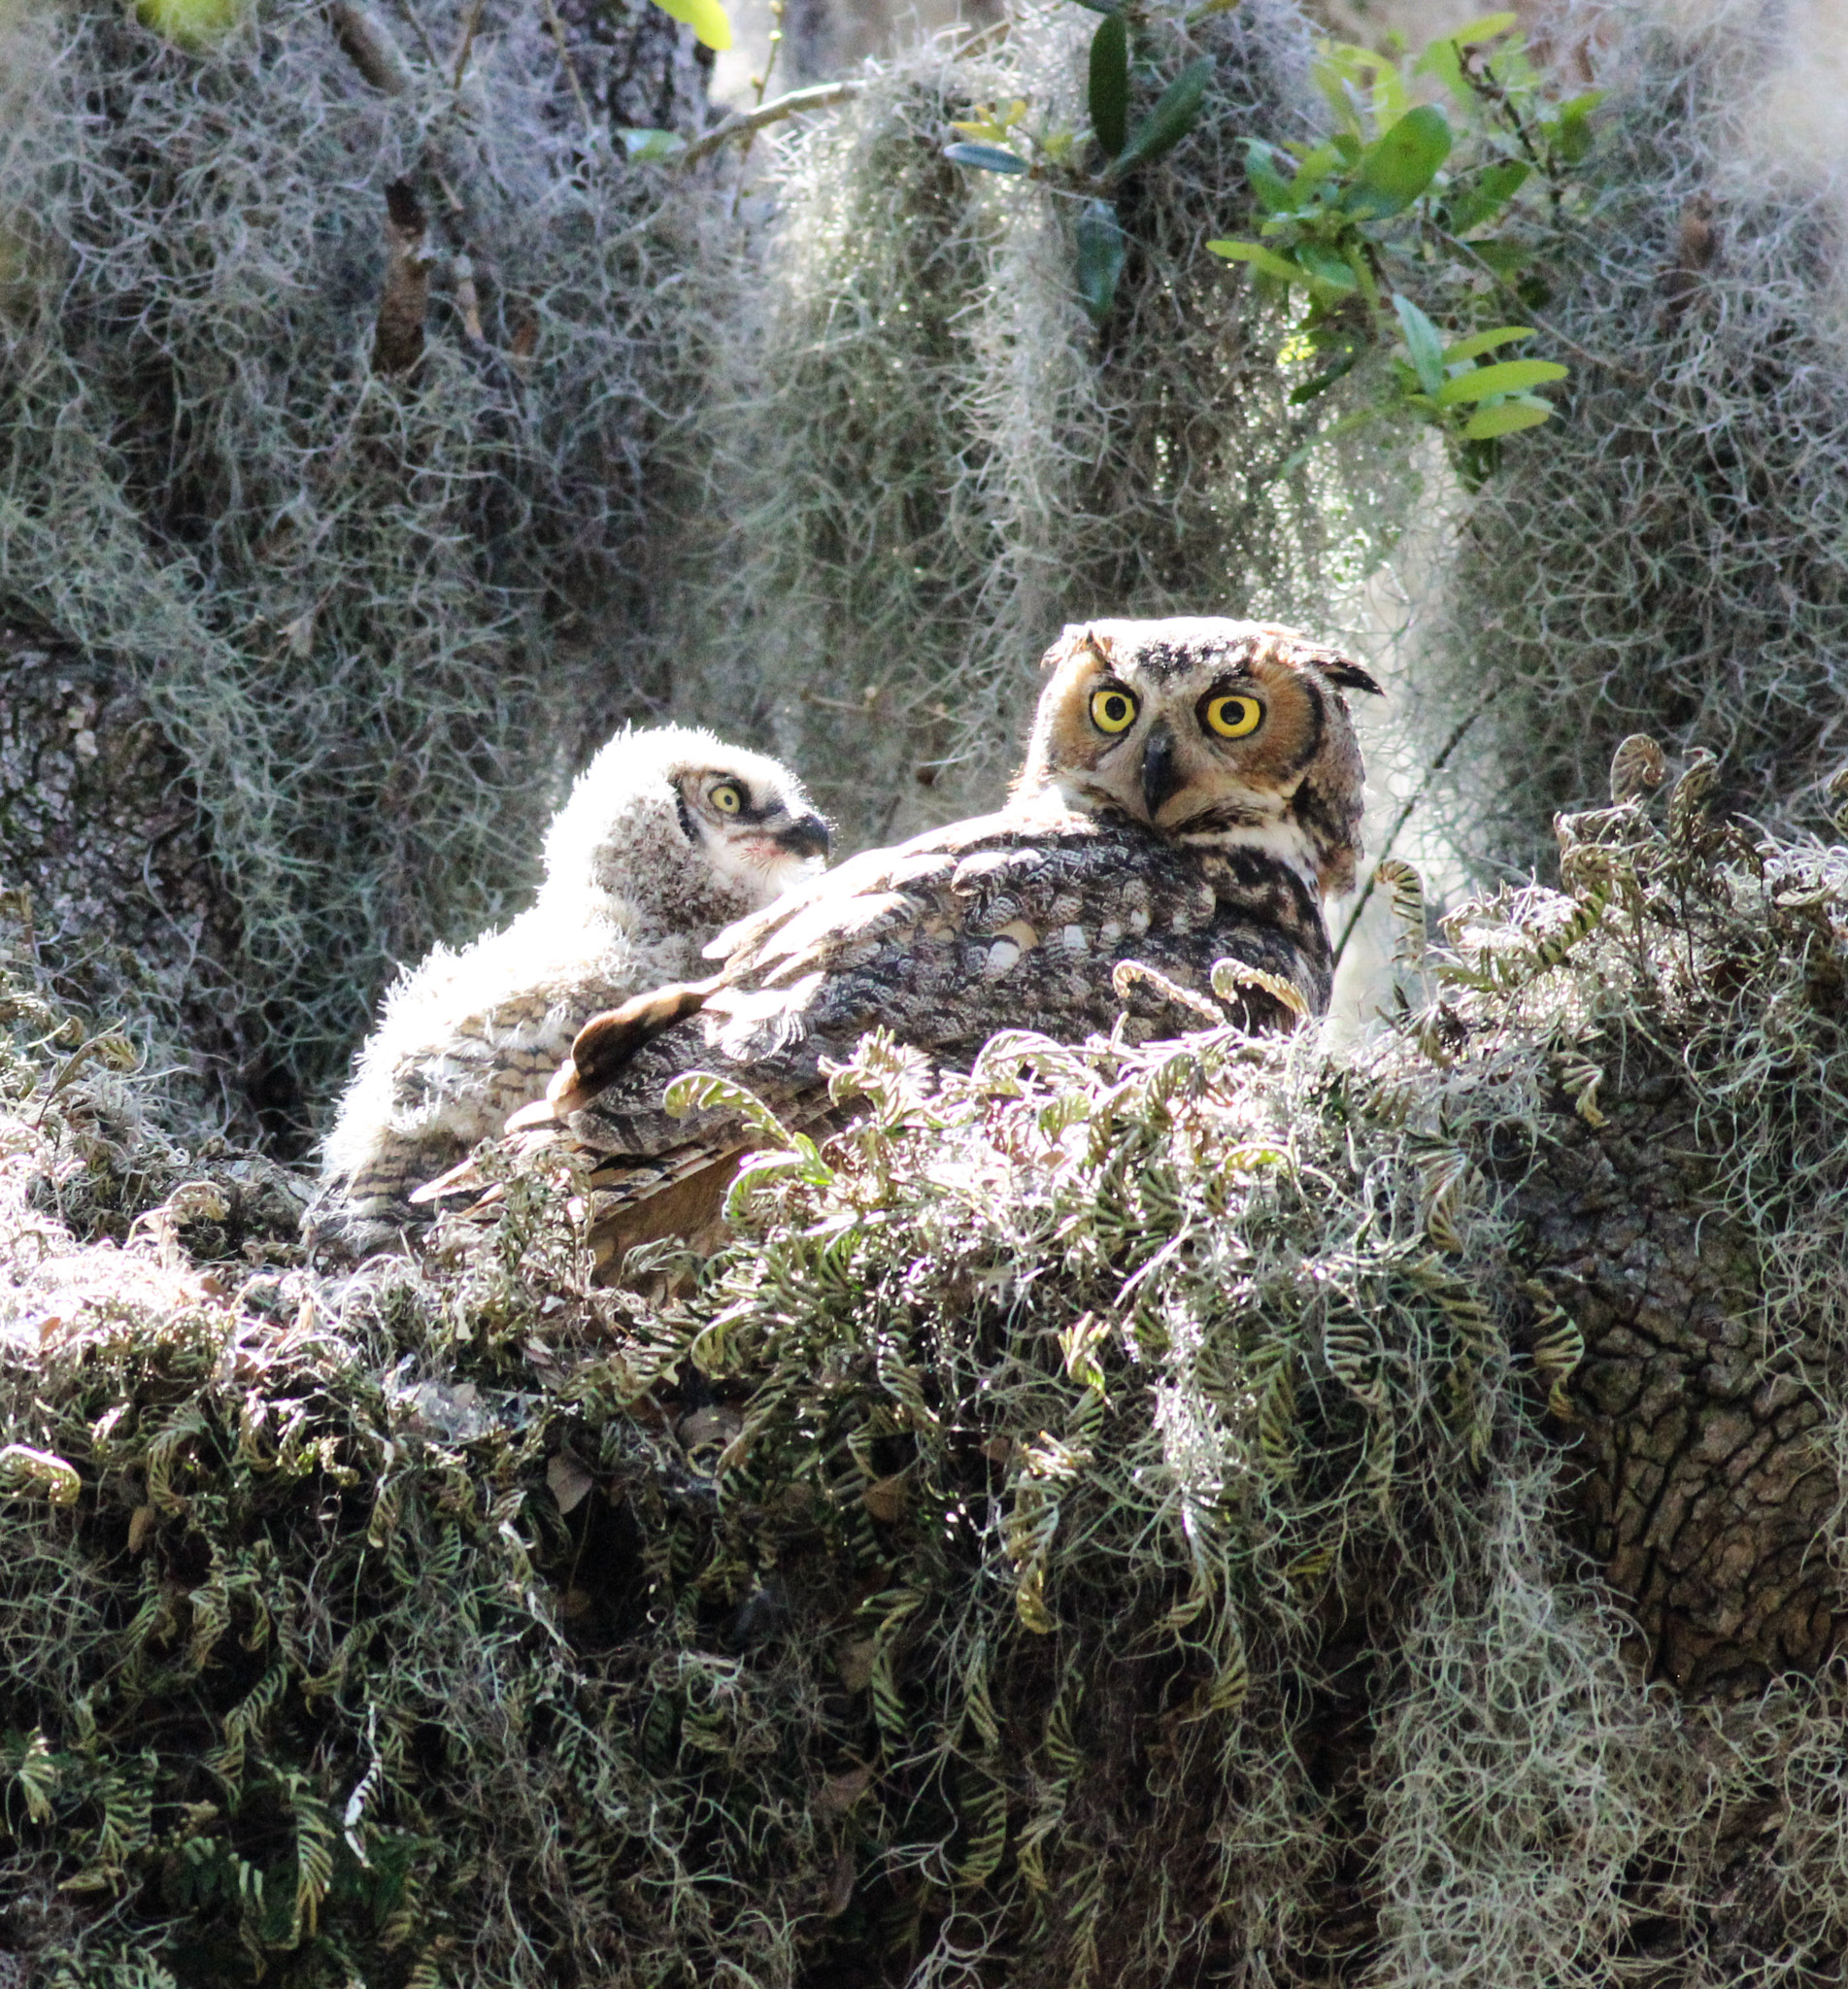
[5,758,1848,1983]
[0,0,1422,1124]
[661,42,1020,851]
[0,0,710,1129]
[672,0,1415,848]
[1407,0,1848,876]
[978,1,1414,664]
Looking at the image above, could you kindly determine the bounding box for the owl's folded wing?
[520,808,1318,1178]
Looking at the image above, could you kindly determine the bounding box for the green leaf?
[1243,140,1294,214]
[1288,352,1360,404]
[1466,238,1533,276]
[1550,89,1604,164]
[1414,37,1466,104]
[1445,157,1529,235]
[1439,11,1517,45]
[1288,143,1343,199]
[1393,294,1446,396]
[137,0,242,44]
[1432,356,1566,405]
[1277,403,1382,475]
[1295,241,1358,292]
[650,0,731,51]
[1066,0,1121,11]
[1314,40,1403,134]
[944,141,1030,175]
[1461,395,1553,438]
[1074,199,1126,325]
[620,127,688,161]
[1208,238,1305,285]
[1441,324,1532,362]
[1345,104,1452,219]
[1111,55,1216,175]
[1089,13,1129,156]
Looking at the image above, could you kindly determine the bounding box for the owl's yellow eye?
[1202,693,1263,740]
[709,781,745,815]
[1089,686,1138,735]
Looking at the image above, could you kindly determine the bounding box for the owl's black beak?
[776,813,831,861]
[1140,721,1183,822]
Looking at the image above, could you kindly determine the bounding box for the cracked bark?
[1503,1065,1838,1700]
[0,624,267,1134]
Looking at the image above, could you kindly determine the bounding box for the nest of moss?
[4,759,1848,1985]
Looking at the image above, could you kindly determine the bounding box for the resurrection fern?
[6,766,1848,1981]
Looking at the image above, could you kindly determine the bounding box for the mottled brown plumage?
[421,619,1380,1254]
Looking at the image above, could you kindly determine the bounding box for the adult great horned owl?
[430,619,1380,1255]
[309,725,828,1254]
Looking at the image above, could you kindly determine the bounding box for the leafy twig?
[1426,222,1646,386]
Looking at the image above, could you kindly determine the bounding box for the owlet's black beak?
[777,813,831,861]
[1140,721,1184,822]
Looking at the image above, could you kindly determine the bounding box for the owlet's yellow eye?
[1203,693,1263,740]
[709,781,745,815]
[1090,686,1138,735]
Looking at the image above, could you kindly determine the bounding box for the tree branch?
[678,80,866,169]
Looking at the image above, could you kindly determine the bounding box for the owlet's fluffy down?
[308,725,827,1255]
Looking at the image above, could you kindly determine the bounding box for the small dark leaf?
[1075,198,1127,325]
[1111,55,1215,176]
[1469,239,1535,276]
[1344,103,1452,219]
[1295,241,1358,292]
[1089,12,1129,156]
[944,141,1030,175]
[1445,157,1529,235]
[1288,353,1360,404]
[1551,90,1603,164]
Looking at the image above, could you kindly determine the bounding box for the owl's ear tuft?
[1045,625,1113,673]
[1320,655,1385,696]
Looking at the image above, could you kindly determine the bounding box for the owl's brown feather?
[435,620,1378,1258]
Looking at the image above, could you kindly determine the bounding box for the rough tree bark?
[1514,1076,1835,1700]
[0,624,260,1132]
